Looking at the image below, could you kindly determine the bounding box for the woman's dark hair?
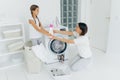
[78,22,88,35]
[30,4,41,26]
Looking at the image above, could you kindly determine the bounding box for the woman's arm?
[53,30,74,36]
[52,36,74,44]
[29,19,51,36]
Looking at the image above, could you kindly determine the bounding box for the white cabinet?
[0,21,25,70]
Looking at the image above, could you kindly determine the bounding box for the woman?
[29,4,51,45]
[52,22,92,71]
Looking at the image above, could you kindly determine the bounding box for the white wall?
[83,0,120,54]
[78,0,86,22]
[78,0,91,36]
[107,0,120,54]
[79,0,120,54]
[0,0,25,21]
[0,0,60,41]
[78,0,90,23]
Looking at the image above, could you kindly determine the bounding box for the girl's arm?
[53,30,74,36]
[39,23,52,36]
[52,36,74,44]
[29,19,51,36]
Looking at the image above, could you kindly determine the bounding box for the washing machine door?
[49,39,67,54]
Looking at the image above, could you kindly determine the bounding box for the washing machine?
[44,26,69,63]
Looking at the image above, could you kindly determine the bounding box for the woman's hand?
[49,35,57,40]
[53,29,74,36]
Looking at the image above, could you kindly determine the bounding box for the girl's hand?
[48,35,55,39]
[53,30,58,33]
[53,30,56,33]
[50,35,56,40]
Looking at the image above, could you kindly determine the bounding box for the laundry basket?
[24,41,43,74]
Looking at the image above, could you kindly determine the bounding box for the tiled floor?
[0,48,120,80]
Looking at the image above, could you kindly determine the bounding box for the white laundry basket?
[24,41,43,74]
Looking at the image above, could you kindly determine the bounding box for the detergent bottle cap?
[49,24,53,28]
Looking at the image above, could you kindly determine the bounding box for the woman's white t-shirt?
[29,17,42,39]
[73,32,92,58]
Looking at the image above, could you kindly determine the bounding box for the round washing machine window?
[49,39,67,54]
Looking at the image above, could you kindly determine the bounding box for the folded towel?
[8,41,24,52]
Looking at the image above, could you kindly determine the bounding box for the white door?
[89,0,111,52]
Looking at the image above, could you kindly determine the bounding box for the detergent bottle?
[49,24,54,35]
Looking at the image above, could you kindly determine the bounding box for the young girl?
[29,4,51,45]
[52,22,92,71]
